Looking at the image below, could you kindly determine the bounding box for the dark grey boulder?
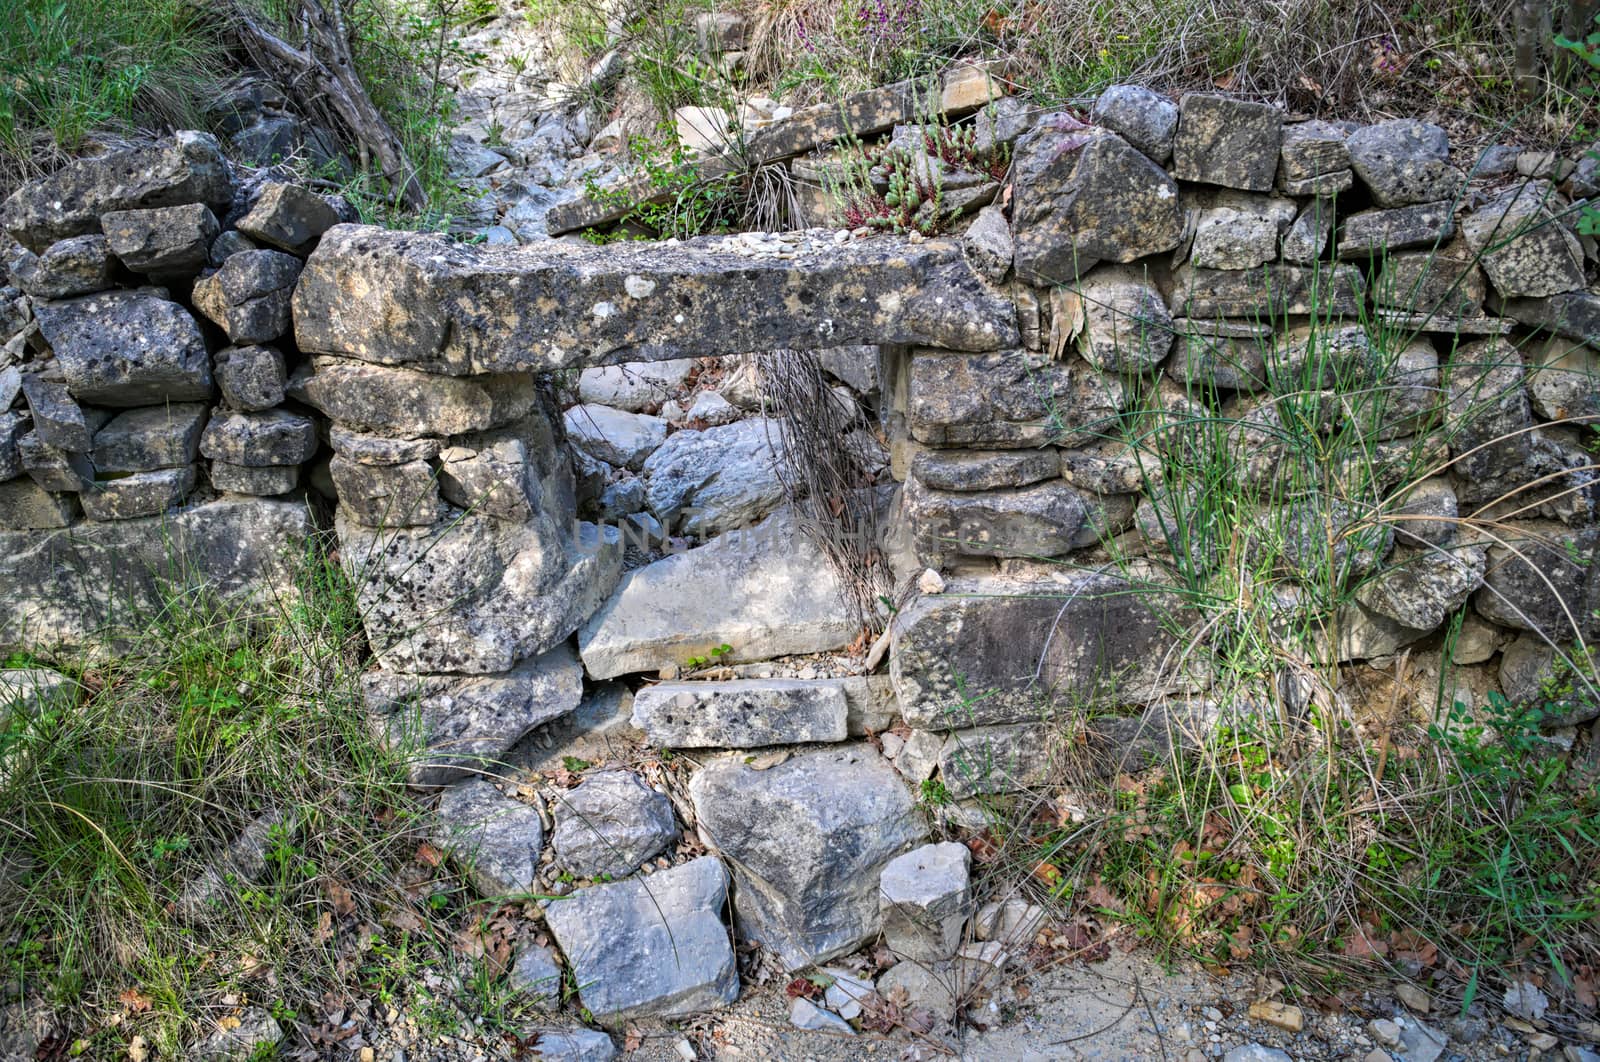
[1473,521,1599,638]
[890,571,1186,728]
[905,475,1088,560]
[7,235,114,298]
[20,374,106,451]
[433,778,545,896]
[200,409,317,467]
[1337,201,1455,258]
[101,203,218,274]
[213,345,288,412]
[91,403,208,473]
[1,131,231,253]
[192,249,302,344]
[1091,84,1178,164]
[1346,120,1464,207]
[17,430,93,491]
[33,291,213,407]
[236,183,339,252]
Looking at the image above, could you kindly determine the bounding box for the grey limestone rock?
[551,769,678,877]
[1091,84,1178,164]
[101,203,218,274]
[33,291,213,407]
[0,497,310,652]
[1011,123,1183,285]
[0,478,78,530]
[639,417,788,536]
[1070,265,1173,373]
[563,404,668,471]
[1171,94,1283,192]
[289,356,536,439]
[433,778,546,896]
[214,345,287,411]
[1,131,231,253]
[689,745,927,969]
[890,571,1184,728]
[200,408,317,467]
[329,456,440,527]
[879,842,972,961]
[292,224,1016,375]
[92,403,208,473]
[235,182,340,252]
[7,235,113,298]
[80,466,195,520]
[191,249,302,344]
[543,856,739,1023]
[363,643,585,786]
[1461,185,1587,299]
[909,448,1059,492]
[578,507,853,680]
[1346,119,1464,207]
[630,679,850,748]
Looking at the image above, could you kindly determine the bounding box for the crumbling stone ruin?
[1,84,1596,1038]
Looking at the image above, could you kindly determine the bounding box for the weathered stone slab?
[33,291,213,407]
[1,131,232,252]
[689,745,927,969]
[340,509,621,674]
[1461,185,1587,299]
[101,203,218,274]
[905,476,1088,560]
[199,409,317,467]
[1354,544,1485,633]
[579,507,853,680]
[1373,242,1485,314]
[1337,201,1455,258]
[329,456,440,527]
[890,572,1185,729]
[364,643,584,786]
[1091,84,1178,164]
[1171,94,1283,191]
[438,440,535,521]
[1526,337,1600,422]
[209,461,298,495]
[19,374,104,451]
[7,235,114,298]
[0,497,309,652]
[90,403,207,474]
[909,449,1059,492]
[1069,265,1174,372]
[563,404,667,471]
[292,225,1017,375]
[1011,124,1183,285]
[908,351,1124,448]
[1169,263,1365,319]
[1278,119,1351,181]
[631,679,849,748]
[544,856,739,1023]
[214,345,288,412]
[192,249,302,345]
[80,466,195,520]
[288,357,536,438]
[1494,290,1599,347]
[1346,120,1464,207]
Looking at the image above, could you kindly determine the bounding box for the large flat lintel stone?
[292,225,1017,375]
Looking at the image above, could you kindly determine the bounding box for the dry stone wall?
[1,88,1597,1032]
